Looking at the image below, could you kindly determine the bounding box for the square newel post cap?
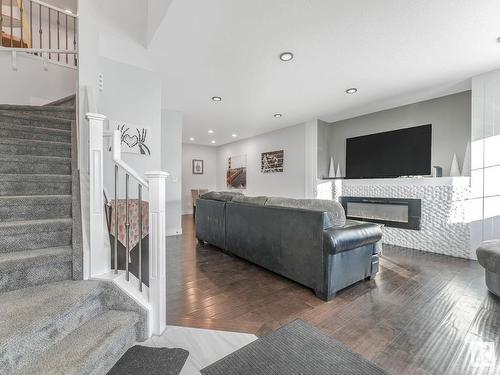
[86,113,107,121]
[145,171,170,179]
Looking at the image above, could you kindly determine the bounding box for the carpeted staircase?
[0,97,147,374]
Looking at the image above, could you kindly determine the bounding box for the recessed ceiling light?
[279,52,294,62]
[212,96,222,102]
[345,88,358,94]
[189,137,194,141]
[274,113,282,118]
[208,129,214,134]
[211,140,216,144]
[232,134,237,137]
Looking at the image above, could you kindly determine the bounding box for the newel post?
[86,112,109,278]
[145,171,169,336]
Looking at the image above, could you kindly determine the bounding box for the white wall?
[182,144,217,214]
[216,123,308,198]
[43,0,78,14]
[99,57,162,203]
[78,0,169,272]
[0,53,76,105]
[163,110,182,236]
[470,69,500,254]
[319,91,472,178]
[147,0,173,45]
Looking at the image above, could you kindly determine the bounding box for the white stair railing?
[86,112,168,337]
[0,0,77,66]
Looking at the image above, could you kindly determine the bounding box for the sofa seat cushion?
[200,191,243,202]
[476,240,500,273]
[265,197,346,228]
[323,220,382,254]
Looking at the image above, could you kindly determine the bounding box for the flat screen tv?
[345,124,432,179]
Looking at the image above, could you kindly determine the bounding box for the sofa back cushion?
[265,197,346,228]
[231,195,269,205]
[200,191,243,202]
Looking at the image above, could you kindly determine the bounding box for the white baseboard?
[167,228,183,237]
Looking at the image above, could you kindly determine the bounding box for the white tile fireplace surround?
[316,177,473,259]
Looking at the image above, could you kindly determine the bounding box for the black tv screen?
[346,124,432,179]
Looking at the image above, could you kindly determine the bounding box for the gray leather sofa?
[476,240,500,297]
[195,192,382,301]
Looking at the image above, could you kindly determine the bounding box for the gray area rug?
[108,345,189,375]
[201,319,390,375]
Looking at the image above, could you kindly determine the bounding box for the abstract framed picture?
[112,121,152,155]
[226,154,247,189]
[261,150,284,173]
[192,159,204,175]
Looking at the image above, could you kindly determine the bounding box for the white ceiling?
[150,0,500,146]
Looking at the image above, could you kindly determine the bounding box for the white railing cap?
[31,0,78,17]
[145,171,170,178]
[86,113,107,121]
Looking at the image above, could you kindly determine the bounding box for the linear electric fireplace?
[339,197,421,230]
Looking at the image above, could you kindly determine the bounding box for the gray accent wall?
[318,91,471,178]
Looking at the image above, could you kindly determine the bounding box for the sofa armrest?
[323,220,382,255]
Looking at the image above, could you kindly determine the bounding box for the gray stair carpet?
[0,100,147,374]
[0,103,75,291]
[0,280,147,374]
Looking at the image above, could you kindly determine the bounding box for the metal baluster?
[38,3,41,49]
[73,16,76,66]
[125,174,130,282]
[48,8,51,59]
[138,184,142,292]
[114,165,118,274]
[29,0,32,48]
[65,13,68,63]
[56,11,59,61]
[19,1,23,47]
[10,0,13,47]
[0,0,3,47]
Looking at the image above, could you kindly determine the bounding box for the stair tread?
[0,110,72,124]
[0,104,75,113]
[0,246,72,270]
[0,194,72,222]
[0,280,102,346]
[0,217,72,228]
[0,174,72,196]
[0,137,71,147]
[19,310,139,375]
[45,95,76,106]
[0,173,72,180]
[0,194,72,199]
[0,154,71,162]
[0,121,71,134]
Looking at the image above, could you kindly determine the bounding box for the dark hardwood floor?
[167,215,500,374]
